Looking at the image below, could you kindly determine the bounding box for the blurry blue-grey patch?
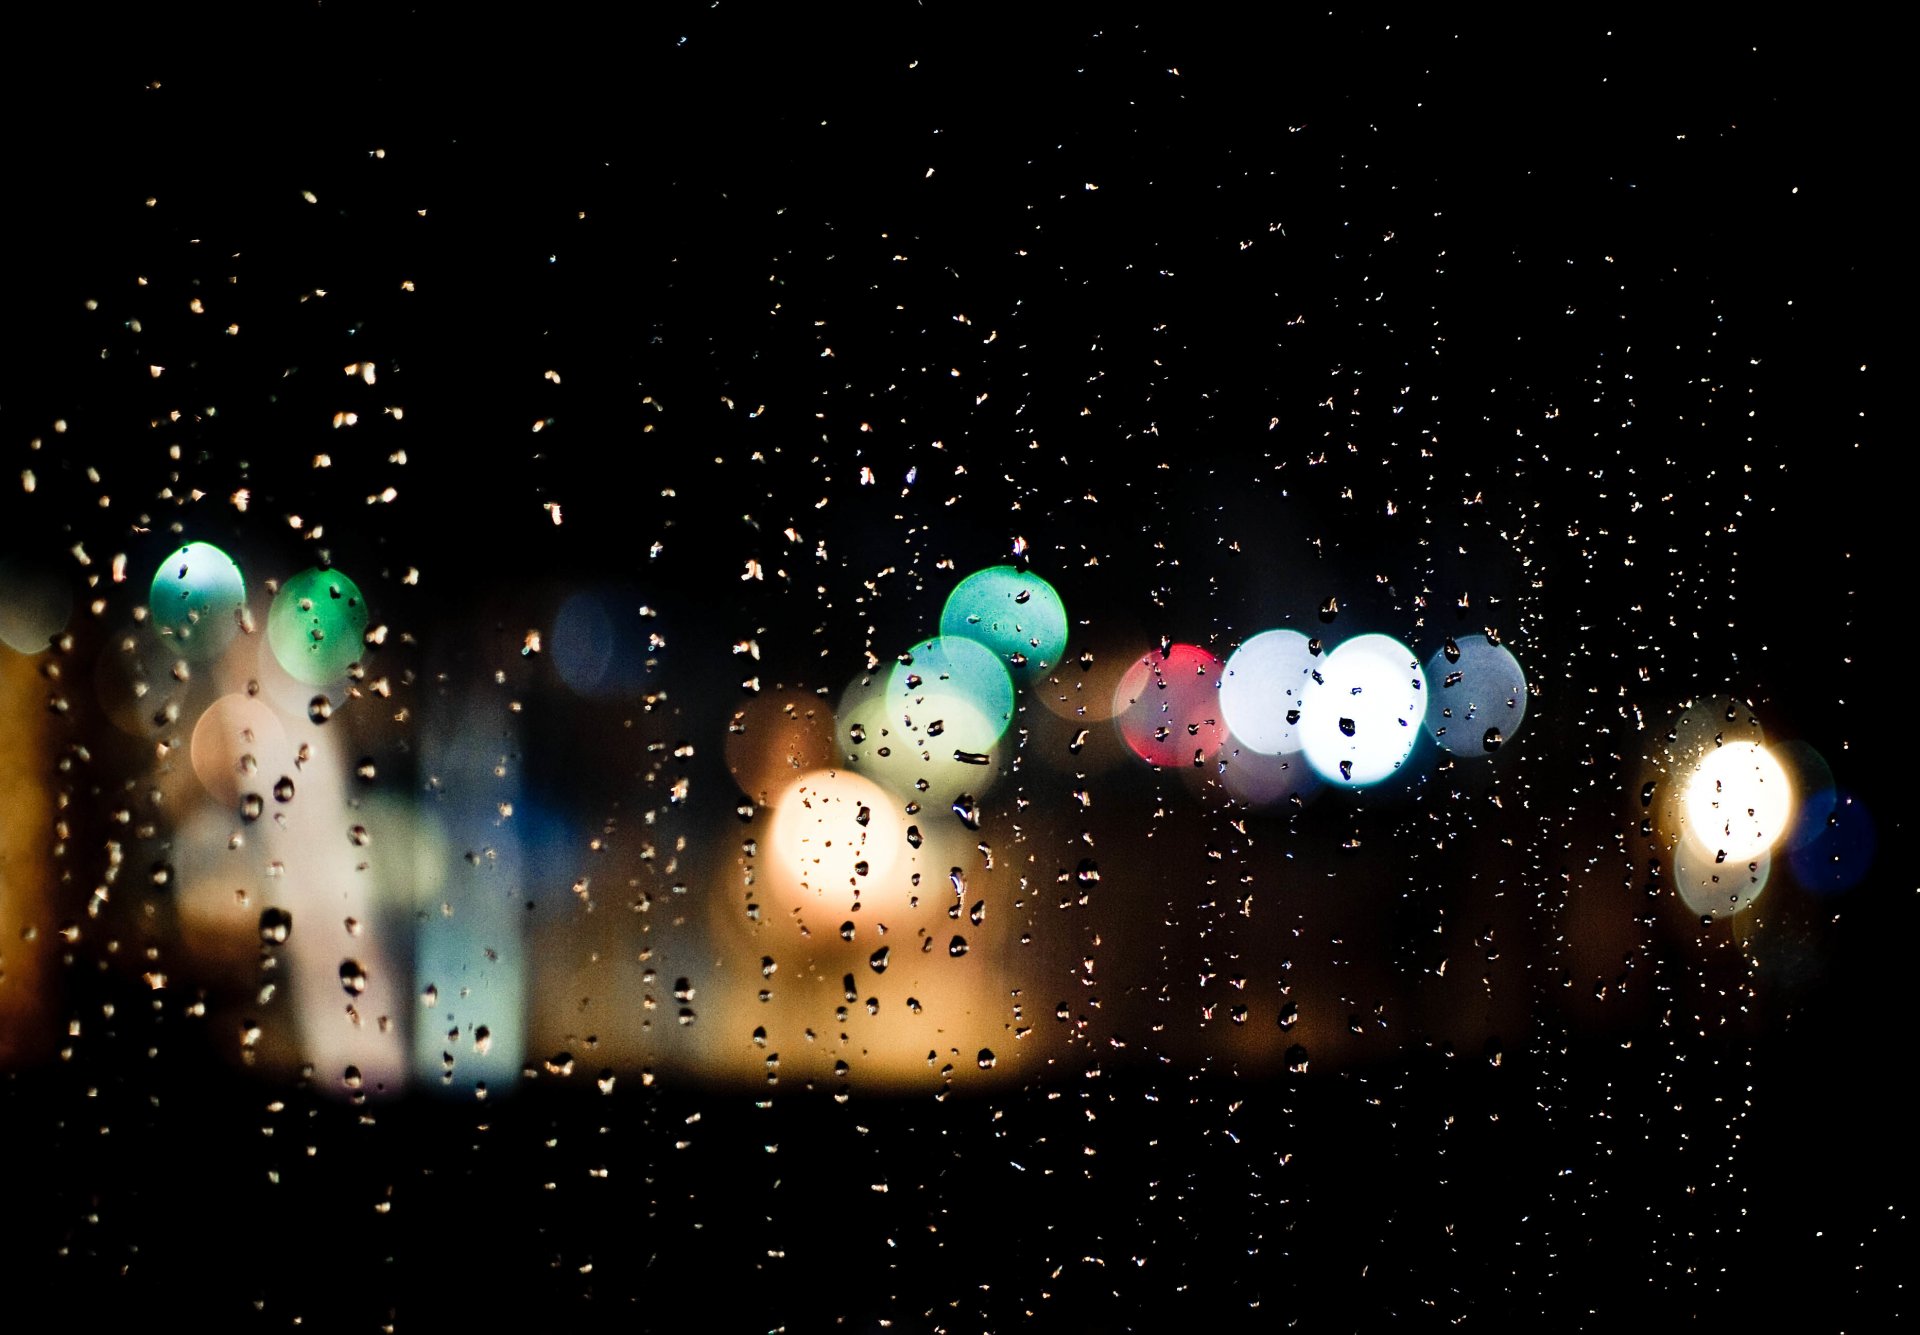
[552,587,662,697]
[1787,789,1874,894]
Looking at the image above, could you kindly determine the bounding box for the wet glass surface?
[1,10,1903,1329]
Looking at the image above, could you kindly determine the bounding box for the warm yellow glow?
[724,687,838,804]
[1685,741,1792,862]
[765,769,909,910]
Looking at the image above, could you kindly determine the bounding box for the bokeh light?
[939,564,1069,679]
[551,589,616,694]
[1298,633,1426,786]
[1683,741,1792,863]
[94,626,189,737]
[189,692,290,809]
[1423,634,1527,756]
[1788,790,1875,893]
[1674,838,1770,920]
[1036,621,1140,724]
[887,635,1016,746]
[1113,644,1226,767]
[267,566,368,684]
[149,541,246,658]
[838,637,1015,803]
[1213,736,1319,809]
[550,587,664,697]
[1219,629,1316,755]
[1775,740,1837,848]
[0,555,71,654]
[765,769,909,910]
[725,687,839,805]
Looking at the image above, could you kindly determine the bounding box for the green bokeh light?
[268,567,369,684]
[148,541,246,657]
[886,635,1016,746]
[939,565,1068,678]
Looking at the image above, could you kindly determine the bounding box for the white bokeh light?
[1684,741,1792,863]
[1298,633,1426,786]
[1219,629,1316,755]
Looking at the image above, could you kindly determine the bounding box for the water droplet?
[868,946,891,974]
[1481,727,1504,753]
[308,695,333,724]
[948,935,969,957]
[240,793,265,822]
[259,907,292,945]
[349,824,370,846]
[339,959,367,996]
[976,1048,997,1069]
[273,775,295,803]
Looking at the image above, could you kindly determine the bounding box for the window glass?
[3,11,1898,1329]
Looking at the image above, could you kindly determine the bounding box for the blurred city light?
[1298,633,1426,786]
